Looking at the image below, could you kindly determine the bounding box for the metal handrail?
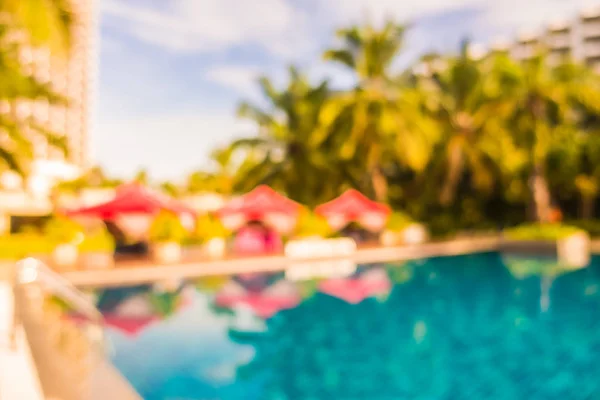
[14,257,105,352]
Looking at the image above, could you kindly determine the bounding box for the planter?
[79,252,115,270]
[203,238,227,259]
[152,242,182,265]
[52,243,79,271]
[285,237,357,281]
[402,224,429,244]
[285,237,357,259]
[557,232,590,269]
[380,224,429,246]
[501,231,590,269]
[380,230,403,246]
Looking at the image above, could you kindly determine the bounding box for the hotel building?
[508,6,600,72]
[10,0,98,170]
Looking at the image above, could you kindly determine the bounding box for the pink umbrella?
[217,185,301,233]
[319,268,391,304]
[215,279,300,319]
[315,189,391,232]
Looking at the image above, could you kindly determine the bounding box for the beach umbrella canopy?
[315,189,390,232]
[319,267,391,304]
[217,185,301,233]
[64,183,196,237]
[65,183,195,220]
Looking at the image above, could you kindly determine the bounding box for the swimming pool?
[95,252,600,399]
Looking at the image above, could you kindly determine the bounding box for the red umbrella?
[315,189,390,232]
[319,268,391,304]
[64,183,196,220]
[215,279,300,319]
[217,185,301,233]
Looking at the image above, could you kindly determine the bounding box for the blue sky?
[92,0,598,181]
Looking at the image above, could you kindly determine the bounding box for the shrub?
[149,211,188,243]
[294,212,333,238]
[44,216,84,244]
[78,227,115,253]
[192,214,229,244]
[385,212,413,232]
[565,220,600,237]
[504,223,583,241]
[0,234,55,260]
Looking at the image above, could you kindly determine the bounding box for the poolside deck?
[61,236,502,288]
[0,282,44,400]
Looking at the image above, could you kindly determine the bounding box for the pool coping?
[60,237,503,287]
[3,236,599,288]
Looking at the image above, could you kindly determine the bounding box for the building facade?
[507,6,600,72]
[15,0,97,169]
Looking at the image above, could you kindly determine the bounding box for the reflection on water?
[91,253,600,399]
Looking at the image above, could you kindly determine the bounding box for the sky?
[93,0,600,182]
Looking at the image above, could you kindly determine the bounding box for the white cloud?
[204,65,262,97]
[476,0,599,34]
[101,0,314,57]
[319,0,475,26]
[102,0,599,59]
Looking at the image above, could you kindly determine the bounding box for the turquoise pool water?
[96,253,600,399]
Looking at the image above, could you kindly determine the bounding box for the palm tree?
[410,41,518,206]
[0,23,69,175]
[133,169,149,185]
[230,66,344,206]
[185,147,236,195]
[320,20,421,202]
[502,53,600,222]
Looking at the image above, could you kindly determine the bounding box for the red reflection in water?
[319,268,391,304]
[215,280,300,318]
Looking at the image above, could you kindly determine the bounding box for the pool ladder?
[12,258,140,400]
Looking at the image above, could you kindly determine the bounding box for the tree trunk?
[581,195,595,220]
[439,144,463,206]
[371,167,388,203]
[529,163,552,223]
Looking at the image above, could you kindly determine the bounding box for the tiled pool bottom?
[99,253,600,400]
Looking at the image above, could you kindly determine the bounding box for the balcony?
[584,41,600,58]
[546,34,571,50]
[582,24,600,39]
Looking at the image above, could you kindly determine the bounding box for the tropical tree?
[185,147,237,195]
[133,169,149,185]
[320,20,435,202]
[0,0,73,177]
[501,53,600,222]
[409,42,525,207]
[230,66,345,206]
[0,22,69,175]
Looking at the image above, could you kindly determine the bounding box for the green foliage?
[504,223,583,241]
[0,22,70,175]
[148,211,188,244]
[502,256,573,279]
[385,212,413,232]
[565,220,600,238]
[148,291,180,317]
[1,0,74,52]
[192,214,230,243]
[43,216,83,244]
[294,212,333,238]
[0,234,55,260]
